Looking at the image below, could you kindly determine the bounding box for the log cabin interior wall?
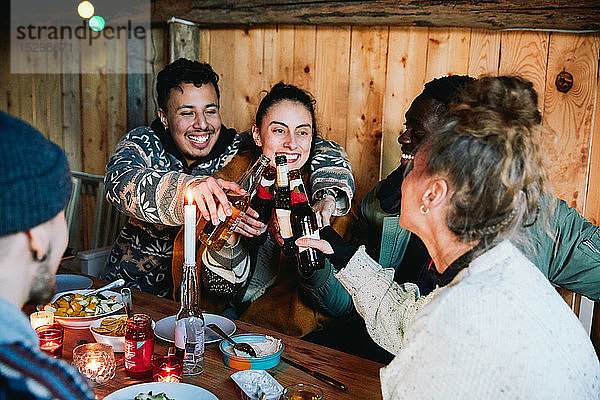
[1,25,599,352]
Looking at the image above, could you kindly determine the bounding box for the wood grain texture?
[198,28,211,63]
[147,28,168,123]
[169,21,199,63]
[232,28,265,132]
[150,0,600,31]
[380,27,429,179]
[468,29,500,78]
[264,26,295,89]
[107,37,127,154]
[425,28,471,82]
[498,31,549,108]
[313,26,351,146]
[293,26,317,97]
[543,33,600,212]
[209,29,236,128]
[61,42,82,171]
[346,26,388,201]
[80,38,108,175]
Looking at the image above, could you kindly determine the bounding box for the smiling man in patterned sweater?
[103,59,354,298]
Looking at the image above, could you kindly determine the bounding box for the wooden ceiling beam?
[151,1,600,31]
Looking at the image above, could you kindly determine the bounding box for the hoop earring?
[419,205,429,215]
[32,250,47,263]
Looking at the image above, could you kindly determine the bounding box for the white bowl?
[40,289,124,329]
[89,314,155,352]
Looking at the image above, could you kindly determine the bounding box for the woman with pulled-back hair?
[300,76,600,397]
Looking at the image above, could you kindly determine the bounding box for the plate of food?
[154,314,235,344]
[103,382,218,400]
[40,289,123,329]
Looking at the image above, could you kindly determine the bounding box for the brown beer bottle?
[250,166,276,229]
[274,155,296,256]
[289,169,325,275]
[198,154,270,251]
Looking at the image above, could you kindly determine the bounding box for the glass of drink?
[36,324,64,358]
[152,355,183,382]
[283,383,323,400]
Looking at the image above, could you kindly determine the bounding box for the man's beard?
[28,261,56,305]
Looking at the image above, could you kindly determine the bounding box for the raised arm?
[309,137,355,221]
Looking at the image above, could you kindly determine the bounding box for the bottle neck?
[238,154,270,193]
[275,163,289,189]
[180,263,200,312]
[289,172,310,205]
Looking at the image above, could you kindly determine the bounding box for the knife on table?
[280,355,348,392]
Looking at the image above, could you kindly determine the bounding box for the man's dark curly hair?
[156,58,220,111]
[422,75,475,107]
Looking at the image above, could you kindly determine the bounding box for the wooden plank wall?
[1,26,599,351]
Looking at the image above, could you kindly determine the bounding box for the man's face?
[158,83,222,165]
[28,211,67,305]
[398,94,446,165]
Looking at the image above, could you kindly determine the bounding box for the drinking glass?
[283,383,323,400]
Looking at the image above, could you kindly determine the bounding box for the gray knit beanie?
[0,111,72,236]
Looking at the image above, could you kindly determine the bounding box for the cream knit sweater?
[336,240,600,399]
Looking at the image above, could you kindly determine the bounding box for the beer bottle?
[174,262,205,376]
[250,165,276,230]
[289,169,325,275]
[199,154,270,251]
[274,155,296,256]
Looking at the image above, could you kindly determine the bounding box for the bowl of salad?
[40,289,123,329]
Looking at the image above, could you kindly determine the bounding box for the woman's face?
[253,100,313,170]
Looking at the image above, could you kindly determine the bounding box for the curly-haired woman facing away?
[300,76,600,398]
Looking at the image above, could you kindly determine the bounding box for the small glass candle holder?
[152,355,183,383]
[36,324,63,358]
[30,311,54,330]
[72,343,116,386]
[283,383,323,400]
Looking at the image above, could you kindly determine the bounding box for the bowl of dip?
[219,334,284,370]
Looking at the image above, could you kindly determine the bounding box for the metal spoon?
[120,287,133,318]
[86,278,125,296]
[207,323,257,357]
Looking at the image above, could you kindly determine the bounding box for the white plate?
[103,382,218,400]
[55,274,93,293]
[154,314,236,344]
[39,289,124,329]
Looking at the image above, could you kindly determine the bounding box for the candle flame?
[186,189,194,205]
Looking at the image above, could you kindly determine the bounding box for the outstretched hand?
[313,195,336,227]
[296,225,358,268]
[189,177,246,226]
[295,237,334,254]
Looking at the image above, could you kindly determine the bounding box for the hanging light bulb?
[77,1,95,19]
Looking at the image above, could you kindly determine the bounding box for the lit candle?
[153,356,183,383]
[30,311,54,330]
[184,189,196,265]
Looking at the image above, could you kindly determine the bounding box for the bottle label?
[290,177,309,204]
[257,184,272,200]
[124,338,154,372]
[276,209,293,239]
[175,317,205,366]
[276,168,289,187]
[298,230,320,253]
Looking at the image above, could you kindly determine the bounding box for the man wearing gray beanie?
[0,111,94,400]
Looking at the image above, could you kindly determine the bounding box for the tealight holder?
[30,311,54,330]
[72,343,116,386]
[36,324,63,358]
[152,355,183,383]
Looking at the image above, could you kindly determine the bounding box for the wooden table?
[31,271,384,399]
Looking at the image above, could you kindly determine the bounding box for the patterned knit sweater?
[104,120,354,298]
[336,241,600,399]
